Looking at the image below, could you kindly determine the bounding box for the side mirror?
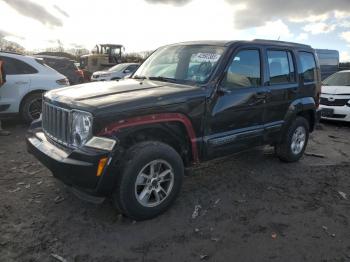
[216,89,226,96]
[124,74,132,79]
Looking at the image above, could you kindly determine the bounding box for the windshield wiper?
[148,76,178,83]
[133,75,196,86]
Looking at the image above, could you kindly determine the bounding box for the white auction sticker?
[192,53,221,63]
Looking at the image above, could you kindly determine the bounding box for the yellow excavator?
[80,44,124,79]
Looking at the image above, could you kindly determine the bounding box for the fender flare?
[98,113,199,162]
[282,97,317,132]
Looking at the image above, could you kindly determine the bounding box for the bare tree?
[0,37,25,53]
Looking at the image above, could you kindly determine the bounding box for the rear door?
[206,47,268,158]
[263,48,299,142]
[0,56,33,113]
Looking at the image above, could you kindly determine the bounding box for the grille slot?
[42,102,71,146]
[320,97,349,106]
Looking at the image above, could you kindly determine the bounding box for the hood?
[44,79,205,114]
[93,70,108,75]
[322,85,350,95]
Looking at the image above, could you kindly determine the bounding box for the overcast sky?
[1,0,350,61]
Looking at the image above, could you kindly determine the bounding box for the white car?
[91,63,139,81]
[320,70,350,122]
[0,52,69,123]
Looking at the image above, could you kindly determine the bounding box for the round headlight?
[71,111,93,147]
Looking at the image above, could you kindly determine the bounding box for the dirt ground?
[0,120,350,262]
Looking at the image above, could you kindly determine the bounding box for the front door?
[205,48,268,159]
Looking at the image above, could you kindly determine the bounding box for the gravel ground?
[0,120,349,262]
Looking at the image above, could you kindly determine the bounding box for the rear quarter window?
[299,52,317,82]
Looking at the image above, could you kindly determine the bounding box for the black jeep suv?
[27,40,322,220]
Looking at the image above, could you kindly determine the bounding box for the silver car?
[91,63,139,81]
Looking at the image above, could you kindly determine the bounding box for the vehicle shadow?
[320,119,350,128]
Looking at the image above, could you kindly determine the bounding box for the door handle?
[249,92,266,106]
[255,92,266,99]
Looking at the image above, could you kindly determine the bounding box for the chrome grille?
[42,102,71,146]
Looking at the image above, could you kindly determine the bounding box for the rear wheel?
[112,141,184,220]
[275,116,309,162]
[20,93,43,124]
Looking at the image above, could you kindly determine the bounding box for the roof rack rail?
[253,39,312,48]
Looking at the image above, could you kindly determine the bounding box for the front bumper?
[319,105,350,122]
[26,129,118,197]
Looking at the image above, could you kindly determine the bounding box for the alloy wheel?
[291,126,306,155]
[135,159,175,208]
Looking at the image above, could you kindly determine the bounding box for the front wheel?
[112,141,184,220]
[275,116,309,162]
[20,93,43,124]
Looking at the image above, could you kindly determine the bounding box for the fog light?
[97,157,109,177]
[85,136,117,151]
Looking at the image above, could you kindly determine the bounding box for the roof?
[170,40,231,47]
[252,39,312,48]
[0,51,35,60]
[34,54,73,61]
[316,49,339,55]
[0,50,25,56]
[168,39,313,49]
[99,44,124,48]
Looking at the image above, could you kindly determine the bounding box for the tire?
[20,93,43,124]
[275,116,309,162]
[112,141,184,220]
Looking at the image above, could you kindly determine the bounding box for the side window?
[222,49,261,89]
[299,52,317,82]
[267,50,296,84]
[0,56,37,75]
[0,56,16,74]
[126,65,138,72]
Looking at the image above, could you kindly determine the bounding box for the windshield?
[108,64,125,72]
[133,45,225,85]
[323,72,350,86]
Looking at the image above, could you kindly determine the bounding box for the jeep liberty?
[27,40,322,220]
